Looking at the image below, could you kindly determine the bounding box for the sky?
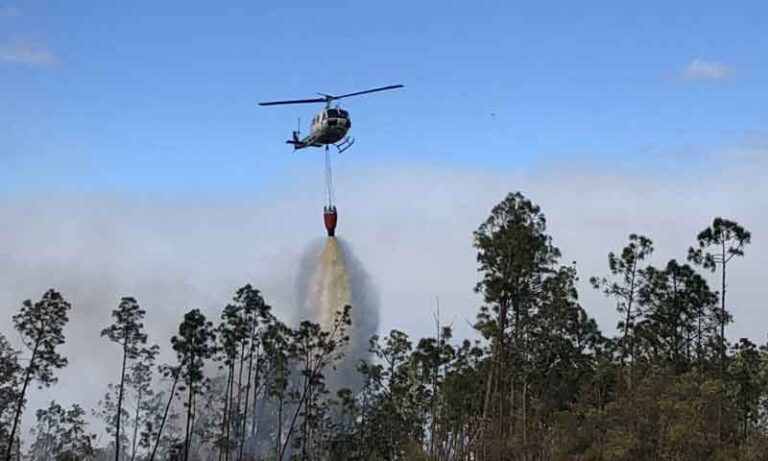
[1,0,767,437]
[2,1,767,192]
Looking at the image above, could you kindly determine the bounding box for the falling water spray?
[296,237,379,391]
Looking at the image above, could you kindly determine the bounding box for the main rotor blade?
[258,97,327,106]
[332,84,404,100]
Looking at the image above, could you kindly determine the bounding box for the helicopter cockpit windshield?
[324,108,350,128]
[324,108,349,119]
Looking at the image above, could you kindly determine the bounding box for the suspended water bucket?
[324,206,338,237]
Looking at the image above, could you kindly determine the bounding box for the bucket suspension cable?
[324,146,335,209]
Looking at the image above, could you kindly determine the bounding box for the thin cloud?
[0,40,57,65]
[0,5,20,16]
[682,58,732,80]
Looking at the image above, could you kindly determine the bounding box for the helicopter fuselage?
[299,107,352,146]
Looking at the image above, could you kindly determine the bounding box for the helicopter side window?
[339,110,348,118]
[326,109,339,118]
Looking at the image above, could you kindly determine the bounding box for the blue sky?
[1,1,766,195]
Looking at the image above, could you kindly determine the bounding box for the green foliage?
[5,289,71,461]
[171,309,215,461]
[101,297,153,461]
[688,217,752,272]
[0,334,21,456]
[590,234,654,365]
[2,195,764,461]
[29,401,95,461]
[13,290,71,386]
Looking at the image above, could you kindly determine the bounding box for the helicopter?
[258,84,404,153]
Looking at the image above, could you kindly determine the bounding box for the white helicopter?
[259,84,403,153]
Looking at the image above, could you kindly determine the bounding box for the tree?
[637,260,718,373]
[591,234,654,374]
[29,401,95,461]
[148,365,181,461]
[215,302,242,461]
[4,289,71,461]
[233,285,272,461]
[56,404,96,460]
[101,297,151,461]
[262,318,293,460]
[212,284,272,461]
[357,330,420,459]
[126,344,159,461]
[0,334,21,455]
[729,338,765,440]
[171,309,216,461]
[282,305,351,460]
[93,383,131,457]
[688,218,752,375]
[473,192,561,459]
[29,401,66,461]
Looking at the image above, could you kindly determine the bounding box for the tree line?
[0,191,763,460]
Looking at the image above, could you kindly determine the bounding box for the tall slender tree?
[473,192,560,459]
[688,218,751,375]
[216,303,242,461]
[148,365,181,461]
[126,344,159,461]
[0,334,21,454]
[262,319,293,460]
[637,260,717,373]
[101,297,150,461]
[4,289,71,461]
[29,401,95,461]
[233,285,272,461]
[591,234,654,373]
[729,338,765,439]
[282,305,351,460]
[171,309,216,461]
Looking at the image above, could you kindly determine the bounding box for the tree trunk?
[219,362,233,461]
[235,342,246,459]
[116,339,128,461]
[276,396,283,461]
[718,244,727,444]
[239,339,257,461]
[183,355,194,461]
[4,339,39,461]
[189,391,198,460]
[250,356,262,440]
[131,387,143,461]
[225,361,235,461]
[721,254,727,376]
[621,263,637,391]
[149,368,179,461]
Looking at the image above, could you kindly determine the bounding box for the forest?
[0,191,763,461]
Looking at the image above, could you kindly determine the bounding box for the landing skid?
[333,137,355,153]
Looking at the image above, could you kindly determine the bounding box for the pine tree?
[688,218,752,375]
[29,401,95,461]
[126,345,159,461]
[101,297,150,461]
[729,338,765,439]
[0,334,21,455]
[4,289,71,461]
[171,309,215,461]
[591,234,653,374]
[473,192,561,459]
